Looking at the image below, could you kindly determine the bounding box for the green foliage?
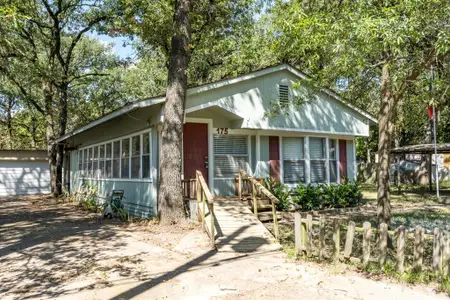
[293,181,362,211]
[264,177,291,211]
[77,180,101,213]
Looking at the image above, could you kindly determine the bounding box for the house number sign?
[216,128,229,135]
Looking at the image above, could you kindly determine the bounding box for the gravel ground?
[0,195,448,299]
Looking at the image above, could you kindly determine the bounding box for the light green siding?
[186,71,369,136]
[67,106,160,218]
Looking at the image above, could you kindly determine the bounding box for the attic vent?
[279,85,289,103]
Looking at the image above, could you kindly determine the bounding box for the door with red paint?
[339,140,347,181]
[183,123,208,182]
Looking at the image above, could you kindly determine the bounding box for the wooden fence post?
[319,215,325,260]
[362,222,371,268]
[306,214,313,257]
[333,219,341,262]
[443,232,450,276]
[300,215,307,253]
[295,212,302,255]
[433,228,442,275]
[414,226,424,272]
[344,221,356,259]
[379,223,388,267]
[396,226,405,273]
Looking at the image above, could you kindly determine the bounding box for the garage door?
[0,160,51,196]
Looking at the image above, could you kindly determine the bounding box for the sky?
[90,32,135,60]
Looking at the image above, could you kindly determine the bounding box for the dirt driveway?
[0,195,447,299]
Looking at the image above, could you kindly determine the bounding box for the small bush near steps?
[265,178,363,211]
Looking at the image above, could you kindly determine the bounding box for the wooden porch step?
[257,211,283,222]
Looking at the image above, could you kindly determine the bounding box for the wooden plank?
[362,222,371,268]
[379,223,388,267]
[396,226,405,273]
[306,214,313,257]
[196,170,214,203]
[333,219,341,262]
[433,227,441,275]
[344,221,355,259]
[442,232,449,276]
[252,183,258,217]
[210,202,215,249]
[300,216,307,254]
[414,226,424,272]
[295,212,302,255]
[238,172,242,200]
[319,215,325,260]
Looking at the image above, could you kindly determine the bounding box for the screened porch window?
[310,137,326,183]
[283,137,305,184]
[214,135,248,178]
[77,130,152,181]
[329,139,338,183]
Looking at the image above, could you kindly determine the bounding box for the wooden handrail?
[196,170,215,248]
[239,170,279,240]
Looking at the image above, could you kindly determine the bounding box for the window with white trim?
[105,143,112,178]
[77,130,152,181]
[142,133,151,178]
[112,141,120,178]
[329,139,338,183]
[99,145,105,177]
[131,135,140,178]
[214,135,248,178]
[283,137,305,184]
[310,137,326,183]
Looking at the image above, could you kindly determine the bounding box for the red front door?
[339,140,347,181]
[183,123,208,182]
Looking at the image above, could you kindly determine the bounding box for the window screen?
[329,139,337,183]
[99,145,105,178]
[310,137,326,183]
[131,135,140,178]
[142,133,151,178]
[113,141,120,178]
[214,135,248,178]
[121,138,130,178]
[105,143,112,178]
[283,137,305,183]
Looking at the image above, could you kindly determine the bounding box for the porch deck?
[202,197,281,253]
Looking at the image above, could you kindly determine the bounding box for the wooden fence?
[295,213,450,276]
[196,171,215,249]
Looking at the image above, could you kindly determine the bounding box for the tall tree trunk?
[157,0,192,225]
[377,63,393,226]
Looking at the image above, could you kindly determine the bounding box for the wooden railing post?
[272,198,279,240]
[379,223,388,267]
[442,232,449,276]
[210,202,215,249]
[362,222,372,268]
[202,191,206,232]
[238,172,242,200]
[252,183,258,217]
[414,226,424,272]
[300,216,307,253]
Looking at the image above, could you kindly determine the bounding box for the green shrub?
[264,177,291,211]
[292,180,362,211]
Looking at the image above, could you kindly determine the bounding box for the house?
[0,150,50,196]
[56,64,376,218]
